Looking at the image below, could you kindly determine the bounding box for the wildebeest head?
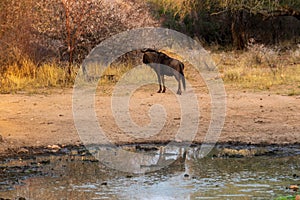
[141,48,160,64]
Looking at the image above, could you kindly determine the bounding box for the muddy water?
[0,145,300,200]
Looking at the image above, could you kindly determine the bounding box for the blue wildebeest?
[141,48,186,95]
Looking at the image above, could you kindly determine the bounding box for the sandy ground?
[0,86,299,153]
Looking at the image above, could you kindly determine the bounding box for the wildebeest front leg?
[161,75,166,93]
[156,73,162,93]
[175,74,182,95]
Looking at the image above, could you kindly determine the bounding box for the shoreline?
[1,142,300,161]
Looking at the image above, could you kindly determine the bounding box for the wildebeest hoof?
[177,91,182,95]
[162,90,166,93]
[157,90,162,93]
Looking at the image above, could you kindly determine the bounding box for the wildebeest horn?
[141,48,148,53]
[141,48,159,53]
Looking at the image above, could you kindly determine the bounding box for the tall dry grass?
[213,44,300,95]
[0,59,78,93]
[1,45,300,95]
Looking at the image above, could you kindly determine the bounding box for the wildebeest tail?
[180,63,186,90]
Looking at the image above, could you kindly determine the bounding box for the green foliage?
[213,0,300,13]
[275,194,298,200]
[148,0,231,45]
[148,0,300,49]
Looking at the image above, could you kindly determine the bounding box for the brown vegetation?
[0,0,299,94]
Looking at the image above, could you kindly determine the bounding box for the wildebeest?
[141,48,186,95]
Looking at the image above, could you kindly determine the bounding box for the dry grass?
[213,44,300,95]
[0,59,78,93]
[1,45,300,95]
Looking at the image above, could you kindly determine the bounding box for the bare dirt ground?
[0,86,299,154]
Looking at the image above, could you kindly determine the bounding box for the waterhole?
[0,144,299,199]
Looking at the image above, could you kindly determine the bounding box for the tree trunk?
[231,10,247,50]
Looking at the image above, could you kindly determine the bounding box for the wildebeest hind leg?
[161,75,166,93]
[156,73,162,93]
[175,74,182,95]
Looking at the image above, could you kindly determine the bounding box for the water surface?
[0,145,299,199]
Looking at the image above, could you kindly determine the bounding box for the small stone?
[71,150,78,155]
[175,139,183,143]
[101,182,108,186]
[184,174,189,178]
[254,119,264,124]
[48,145,61,152]
[48,144,61,149]
[17,148,29,154]
[289,185,299,191]
[293,174,299,178]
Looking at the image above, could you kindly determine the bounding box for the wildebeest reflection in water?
[141,48,186,95]
[90,145,187,174]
